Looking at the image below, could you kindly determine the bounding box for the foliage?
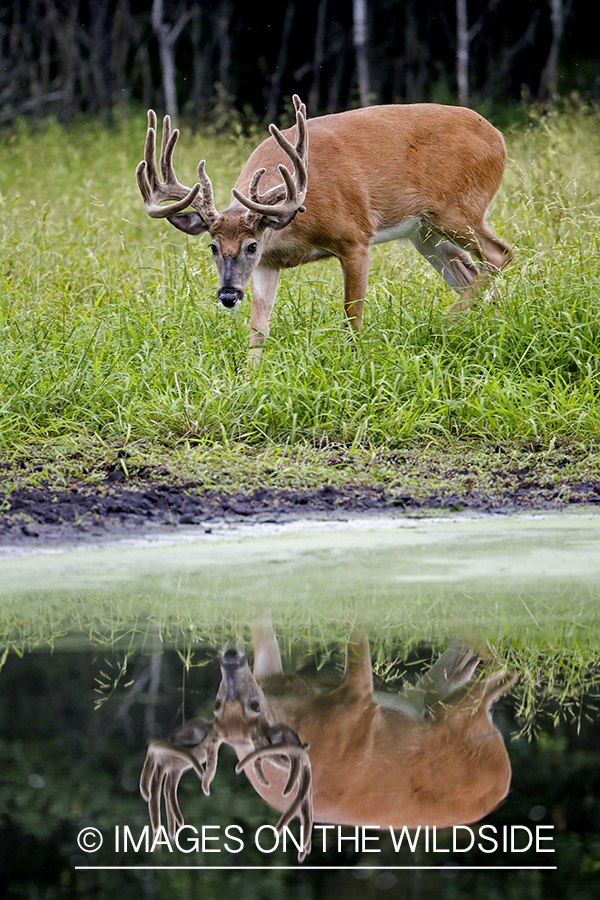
[0,0,593,125]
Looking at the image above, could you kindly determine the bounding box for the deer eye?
[209,243,218,255]
[249,699,261,713]
[246,242,258,254]
[213,699,221,712]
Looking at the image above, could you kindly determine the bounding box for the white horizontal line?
[75,866,558,871]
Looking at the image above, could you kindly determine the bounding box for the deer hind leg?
[417,644,480,699]
[450,221,514,313]
[470,221,514,272]
[479,668,519,709]
[410,221,512,313]
[432,667,518,722]
[404,644,480,715]
[410,225,481,291]
[339,244,371,333]
[249,264,280,366]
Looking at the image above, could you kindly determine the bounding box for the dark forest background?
[0,0,595,128]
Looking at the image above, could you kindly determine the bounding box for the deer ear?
[167,211,209,235]
[265,723,303,746]
[171,717,212,745]
[261,207,304,232]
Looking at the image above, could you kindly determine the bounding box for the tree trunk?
[267,2,296,122]
[352,0,370,106]
[152,0,190,120]
[326,22,346,113]
[482,10,540,98]
[402,0,428,103]
[89,0,110,115]
[538,0,568,100]
[309,0,329,112]
[184,5,206,117]
[456,0,469,106]
[215,0,233,99]
[152,0,177,118]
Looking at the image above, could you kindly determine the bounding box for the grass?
[1,576,599,737]
[1,102,600,478]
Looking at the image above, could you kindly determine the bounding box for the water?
[1,513,599,898]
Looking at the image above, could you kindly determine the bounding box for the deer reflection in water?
[140,615,517,861]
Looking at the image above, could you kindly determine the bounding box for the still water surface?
[1,514,599,899]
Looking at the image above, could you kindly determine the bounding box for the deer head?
[136,97,308,310]
[140,647,313,862]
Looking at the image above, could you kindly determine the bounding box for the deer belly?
[371,218,421,245]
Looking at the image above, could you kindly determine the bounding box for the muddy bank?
[2,470,600,548]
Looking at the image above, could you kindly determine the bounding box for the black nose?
[221,647,246,668]
[218,288,243,308]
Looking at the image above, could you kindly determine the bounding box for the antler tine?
[136,162,201,220]
[158,115,179,186]
[232,96,308,220]
[235,741,313,862]
[142,110,160,191]
[293,94,307,120]
[248,167,268,203]
[156,113,180,190]
[163,768,187,838]
[274,760,313,862]
[140,745,165,834]
[196,160,221,228]
[201,736,222,796]
[251,755,271,787]
[238,745,303,795]
[269,122,308,193]
[282,752,302,797]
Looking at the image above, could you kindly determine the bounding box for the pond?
[1,513,599,899]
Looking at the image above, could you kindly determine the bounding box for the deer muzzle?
[218,287,244,309]
[221,647,248,698]
[221,647,247,668]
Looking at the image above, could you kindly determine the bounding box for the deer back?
[234,104,508,266]
[242,636,515,829]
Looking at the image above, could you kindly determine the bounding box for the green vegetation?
[0,104,599,484]
[3,577,600,738]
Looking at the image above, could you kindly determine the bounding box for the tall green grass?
[1,105,600,451]
[3,579,599,736]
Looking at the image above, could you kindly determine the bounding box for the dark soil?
[2,470,600,548]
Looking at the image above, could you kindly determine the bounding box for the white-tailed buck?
[136,97,513,362]
[140,615,517,862]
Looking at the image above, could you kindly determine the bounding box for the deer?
[136,96,513,364]
[140,614,517,862]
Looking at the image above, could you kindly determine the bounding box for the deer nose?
[218,288,243,309]
[221,647,246,669]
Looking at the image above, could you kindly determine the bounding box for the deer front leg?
[249,264,280,366]
[340,624,374,697]
[339,245,370,333]
[252,611,283,681]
